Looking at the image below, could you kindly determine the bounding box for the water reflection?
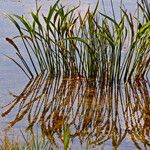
[1,74,150,149]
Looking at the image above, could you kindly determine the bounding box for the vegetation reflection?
[1,74,150,149]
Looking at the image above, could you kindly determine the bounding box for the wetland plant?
[5,0,150,84]
[0,132,53,150]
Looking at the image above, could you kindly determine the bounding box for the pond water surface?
[0,0,149,150]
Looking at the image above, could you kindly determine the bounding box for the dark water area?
[0,0,149,149]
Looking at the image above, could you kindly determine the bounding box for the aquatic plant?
[5,0,150,84]
[138,0,150,22]
[0,132,53,150]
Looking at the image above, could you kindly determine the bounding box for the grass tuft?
[4,0,150,84]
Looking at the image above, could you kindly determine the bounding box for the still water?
[1,74,150,149]
[0,0,149,150]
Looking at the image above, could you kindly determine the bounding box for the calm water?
[0,0,149,150]
[1,74,150,149]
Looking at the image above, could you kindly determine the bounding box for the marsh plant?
[5,0,150,84]
[1,1,150,149]
[0,132,54,150]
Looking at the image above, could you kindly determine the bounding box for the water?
[0,0,149,149]
[1,74,150,149]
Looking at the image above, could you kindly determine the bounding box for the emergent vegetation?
[5,0,150,84]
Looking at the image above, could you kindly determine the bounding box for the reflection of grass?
[1,73,150,149]
[4,0,150,83]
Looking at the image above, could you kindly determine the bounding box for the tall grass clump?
[5,0,150,84]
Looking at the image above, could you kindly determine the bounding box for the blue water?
[0,1,148,150]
